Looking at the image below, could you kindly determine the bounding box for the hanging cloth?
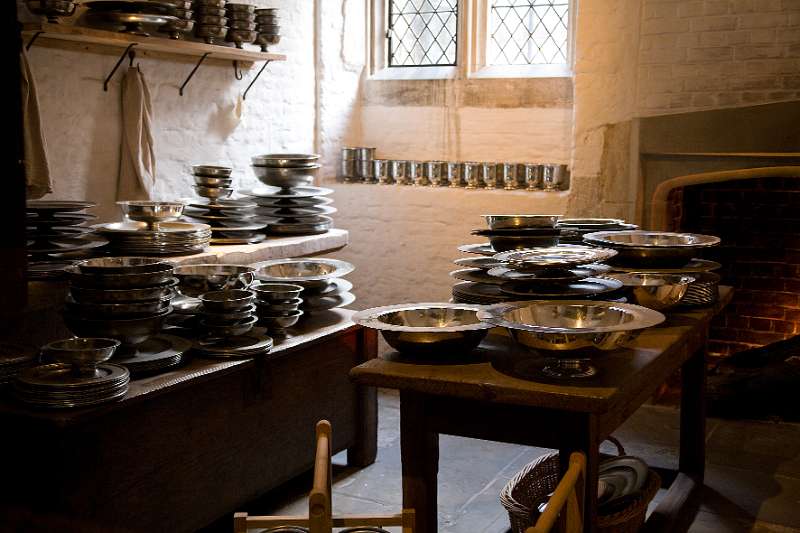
[117,64,156,200]
[20,48,52,199]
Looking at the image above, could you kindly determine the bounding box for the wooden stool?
[234,420,414,533]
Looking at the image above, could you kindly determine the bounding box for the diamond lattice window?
[489,0,569,65]
[388,0,458,67]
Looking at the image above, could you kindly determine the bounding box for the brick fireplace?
[666,169,800,360]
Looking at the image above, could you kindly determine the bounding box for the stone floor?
[235,389,800,533]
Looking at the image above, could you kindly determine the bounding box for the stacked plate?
[63,259,178,367]
[680,272,721,307]
[451,245,621,305]
[193,0,228,44]
[13,363,130,409]
[192,327,273,359]
[182,198,266,245]
[225,2,257,48]
[159,0,194,38]
[252,282,304,336]
[241,185,336,236]
[84,0,179,36]
[197,289,258,339]
[556,218,638,243]
[27,200,106,263]
[253,258,355,315]
[0,343,39,385]
[93,221,211,255]
[254,7,279,52]
[598,456,651,512]
[474,214,578,252]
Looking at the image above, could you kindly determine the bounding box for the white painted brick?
[687,46,734,61]
[689,16,738,31]
[777,28,800,43]
[735,44,786,59]
[677,1,704,18]
[736,12,789,28]
[748,29,777,43]
[703,0,730,15]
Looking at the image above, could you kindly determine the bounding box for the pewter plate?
[450,268,505,285]
[27,213,97,227]
[16,363,129,389]
[451,282,510,305]
[453,257,504,270]
[27,200,96,212]
[487,265,596,283]
[457,243,496,256]
[210,234,268,245]
[183,198,258,211]
[584,230,720,248]
[494,245,618,268]
[255,205,337,217]
[192,330,273,358]
[93,221,211,234]
[499,277,623,299]
[27,237,108,254]
[240,186,334,199]
[302,291,355,312]
[113,334,190,375]
[250,196,334,208]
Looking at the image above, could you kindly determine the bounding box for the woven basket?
[500,439,660,533]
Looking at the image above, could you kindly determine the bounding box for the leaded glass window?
[489,0,569,66]
[387,0,459,67]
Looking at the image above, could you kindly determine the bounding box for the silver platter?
[450,268,505,285]
[192,329,273,358]
[302,291,355,312]
[254,258,354,283]
[113,334,190,376]
[240,186,334,199]
[249,196,333,208]
[26,200,96,213]
[451,281,511,305]
[183,198,258,211]
[584,230,720,248]
[182,210,257,222]
[93,221,211,235]
[499,277,623,299]
[494,245,618,269]
[487,265,597,283]
[457,243,496,256]
[27,237,108,255]
[210,235,268,245]
[27,213,97,227]
[16,363,129,389]
[255,205,337,217]
[610,258,722,274]
[453,256,504,270]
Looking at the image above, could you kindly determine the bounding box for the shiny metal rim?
[583,230,721,248]
[240,186,334,199]
[254,258,354,282]
[499,277,623,298]
[457,243,496,256]
[493,245,618,267]
[608,259,722,274]
[353,302,493,333]
[16,363,130,388]
[450,268,505,285]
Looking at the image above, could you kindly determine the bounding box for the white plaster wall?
[29,0,316,222]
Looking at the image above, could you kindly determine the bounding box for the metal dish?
[200,303,256,325]
[173,264,256,296]
[477,301,665,378]
[42,338,120,375]
[301,277,353,296]
[196,14,227,25]
[557,218,626,229]
[255,33,280,51]
[602,273,695,310]
[66,293,173,317]
[583,231,720,268]
[192,330,274,358]
[194,175,233,187]
[28,260,74,281]
[481,233,561,252]
[13,363,129,409]
[451,282,510,305]
[256,298,302,315]
[499,277,623,299]
[27,237,108,255]
[457,243,497,256]
[228,19,256,29]
[64,307,172,346]
[255,205,337,217]
[83,0,177,13]
[302,291,355,313]
[250,196,333,208]
[65,263,174,289]
[450,268,505,285]
[681,272,721,307]
[75,257,169,275]
[93,221,211,234]
[85,11,179,36]
[483,214,561,230]
[453,257,504,270]
[227,29,257,47]
[251,154,320,167]
[26,200,95,213]
[252,282,304,302]
[226,2,255,12]
[494,245,618,270]
[184,198,258,211]
[159,17,193,38]
[353,303,493,356]
[267,216,333,236]
[487,265,596,283]
[252,165,320,188]
[70,278,179,303]
[210,235,268,245]
[609,258,721,274]
[199,289,255,312]
[254,258,354,284]
[194,23,228,43]
[257,309,303,334]
[200,315,258,338]
[27,212,96,227]
[112,334,190,376]
[239,186,333,199]
[193,0,226,7]
[193,165,233,177]
[194,6,225,16]
[194,185,233,199]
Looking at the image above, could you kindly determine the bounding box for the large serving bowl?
[64,307,172,346]
[478,300,665,378]
[603,273,695,310]
[254,258,354,291]
[483,214,561,230]
[251,153,320,167]
[252,165,319,188]
[353,303,494,356]
[65,263,174,289]
[583,231,720,268]
[193,165,233,177]
[173,264,256,297]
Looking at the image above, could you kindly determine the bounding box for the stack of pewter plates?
[26,200,106,262]
[92,221,211,255]
[14,363,130,409]
[241,185,336,236]
[182,198,266,245]
[0,343,39,385]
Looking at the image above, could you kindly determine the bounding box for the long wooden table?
[350,287,733,533]
[0,309,378,533]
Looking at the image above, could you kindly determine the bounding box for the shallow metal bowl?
[258,309,303,333]
[251,154,320,167]
[69,278,179,303]
[200,315,257,337]
[603,273,695,310]
[194,175,233,187]
[254,258,353,286]
[66,293,173,317]
[194,184,233,199]
[256,298,302,315]
[65,263,174,289]
[494,245,618,271]
[201,303,256,325]
[477,300,664,352]
[199,289,255,312]
[583,231,721,268]
[192,164,232,177]
[174,264,256,297]
[252,165,319,188]
[353,303,493,356]
[75,257,169,275]
[483,214,561,230]
[485,233,561,252]
[42,337,119,370]
[118,201,184,227]
[64,307,172,346]
[252,282,304,302]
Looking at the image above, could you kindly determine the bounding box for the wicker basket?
[500,440,661,533]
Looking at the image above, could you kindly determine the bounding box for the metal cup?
[462,162,480,189]
[444,162,460,187]
[355,159,373,182]
[372,159,387,184]
[341,147,358,160]
[423,161,445,186]
[479,162,495,189]
[354,147,376,160]
[339,158,356,182]
[496,163,517,190]
[543,164,569,191]
[404,161,421,186]
[385,160,404,184]
[519,163,543,191]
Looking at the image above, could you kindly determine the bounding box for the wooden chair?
[234,420,414,533]
[525,452,586,533]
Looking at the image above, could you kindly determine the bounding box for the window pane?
[489,0,569,65]
[388,0,458,67]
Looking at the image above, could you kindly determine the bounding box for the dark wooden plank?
[679,347,707,479]
[400,392,439,533]
[641,473,702,533]
[348,327,379,467]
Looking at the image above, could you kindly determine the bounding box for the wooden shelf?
[22,22,286,64]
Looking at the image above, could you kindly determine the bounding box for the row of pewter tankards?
[343,160,568,190]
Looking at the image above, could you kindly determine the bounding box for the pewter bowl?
[174,264,256,297]
[251,282,304,303]
[583,231,721,268]
[42,337,120,375]
[483,214,561,230]
[194,175,233,187]
[252,165,319,188]
[194,185,233,199]
[254,258,354,290]
[258,309,303,334]
[603,273,695,310]
[353,303,494,356]
[69,278,179,303]
[64,307,172,346]
[200,315,257,338]
[76,257,169,275]
[66,293,174,317]
[193,165,232,177]
[199,289,255,312]
[251,154,319,167]
[118,201,185,229]
[65,263,174,289]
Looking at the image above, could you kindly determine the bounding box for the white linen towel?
[117,65,156,200]
[20,48,52,199]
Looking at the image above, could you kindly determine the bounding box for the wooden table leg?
[679,346,707,480]
[348,328,379,467]
[559,414,599,533]
[401,392,439,533]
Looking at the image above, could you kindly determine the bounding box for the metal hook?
[232,60,243,81]
[26,31,44,51]
[104,43,137,91]
[179,52,210,96]
[242,60,271,101]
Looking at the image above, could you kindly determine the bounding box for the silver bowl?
[251,282,304,302]
[255,33,280,51]
[194,175,233,187]
[226,28,258,47]
[254,258,353,290]
[75,257,169,275]
[200,315,257,338]
[353,303,493,356]
[483,214,561,230]
[117,201,185,229]
[196,14,227,25]
[64,307,172,346]
[201,303,256,325]
[199,289,255,312]
[258,309,302,335]
[494,245,618,271]
[194,23,228,44]
[602,273,695,310]
[256,298,302,315]
[480,233,561,252]
[227,2,256,13]
[41,337,120,376]
[251,154,320,167]
[194,185,233,199]
[69,278,179,304]
[252,165,319,188]
[66,293,174,317]
[229,19,256,30]
[583,231,721,268]
[65,263,174,289]
[477,301,665,378]
[174,264,256,297]
[193,165,232,177]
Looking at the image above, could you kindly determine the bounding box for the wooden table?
[0,309,378,533]
[350,287,733,533]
